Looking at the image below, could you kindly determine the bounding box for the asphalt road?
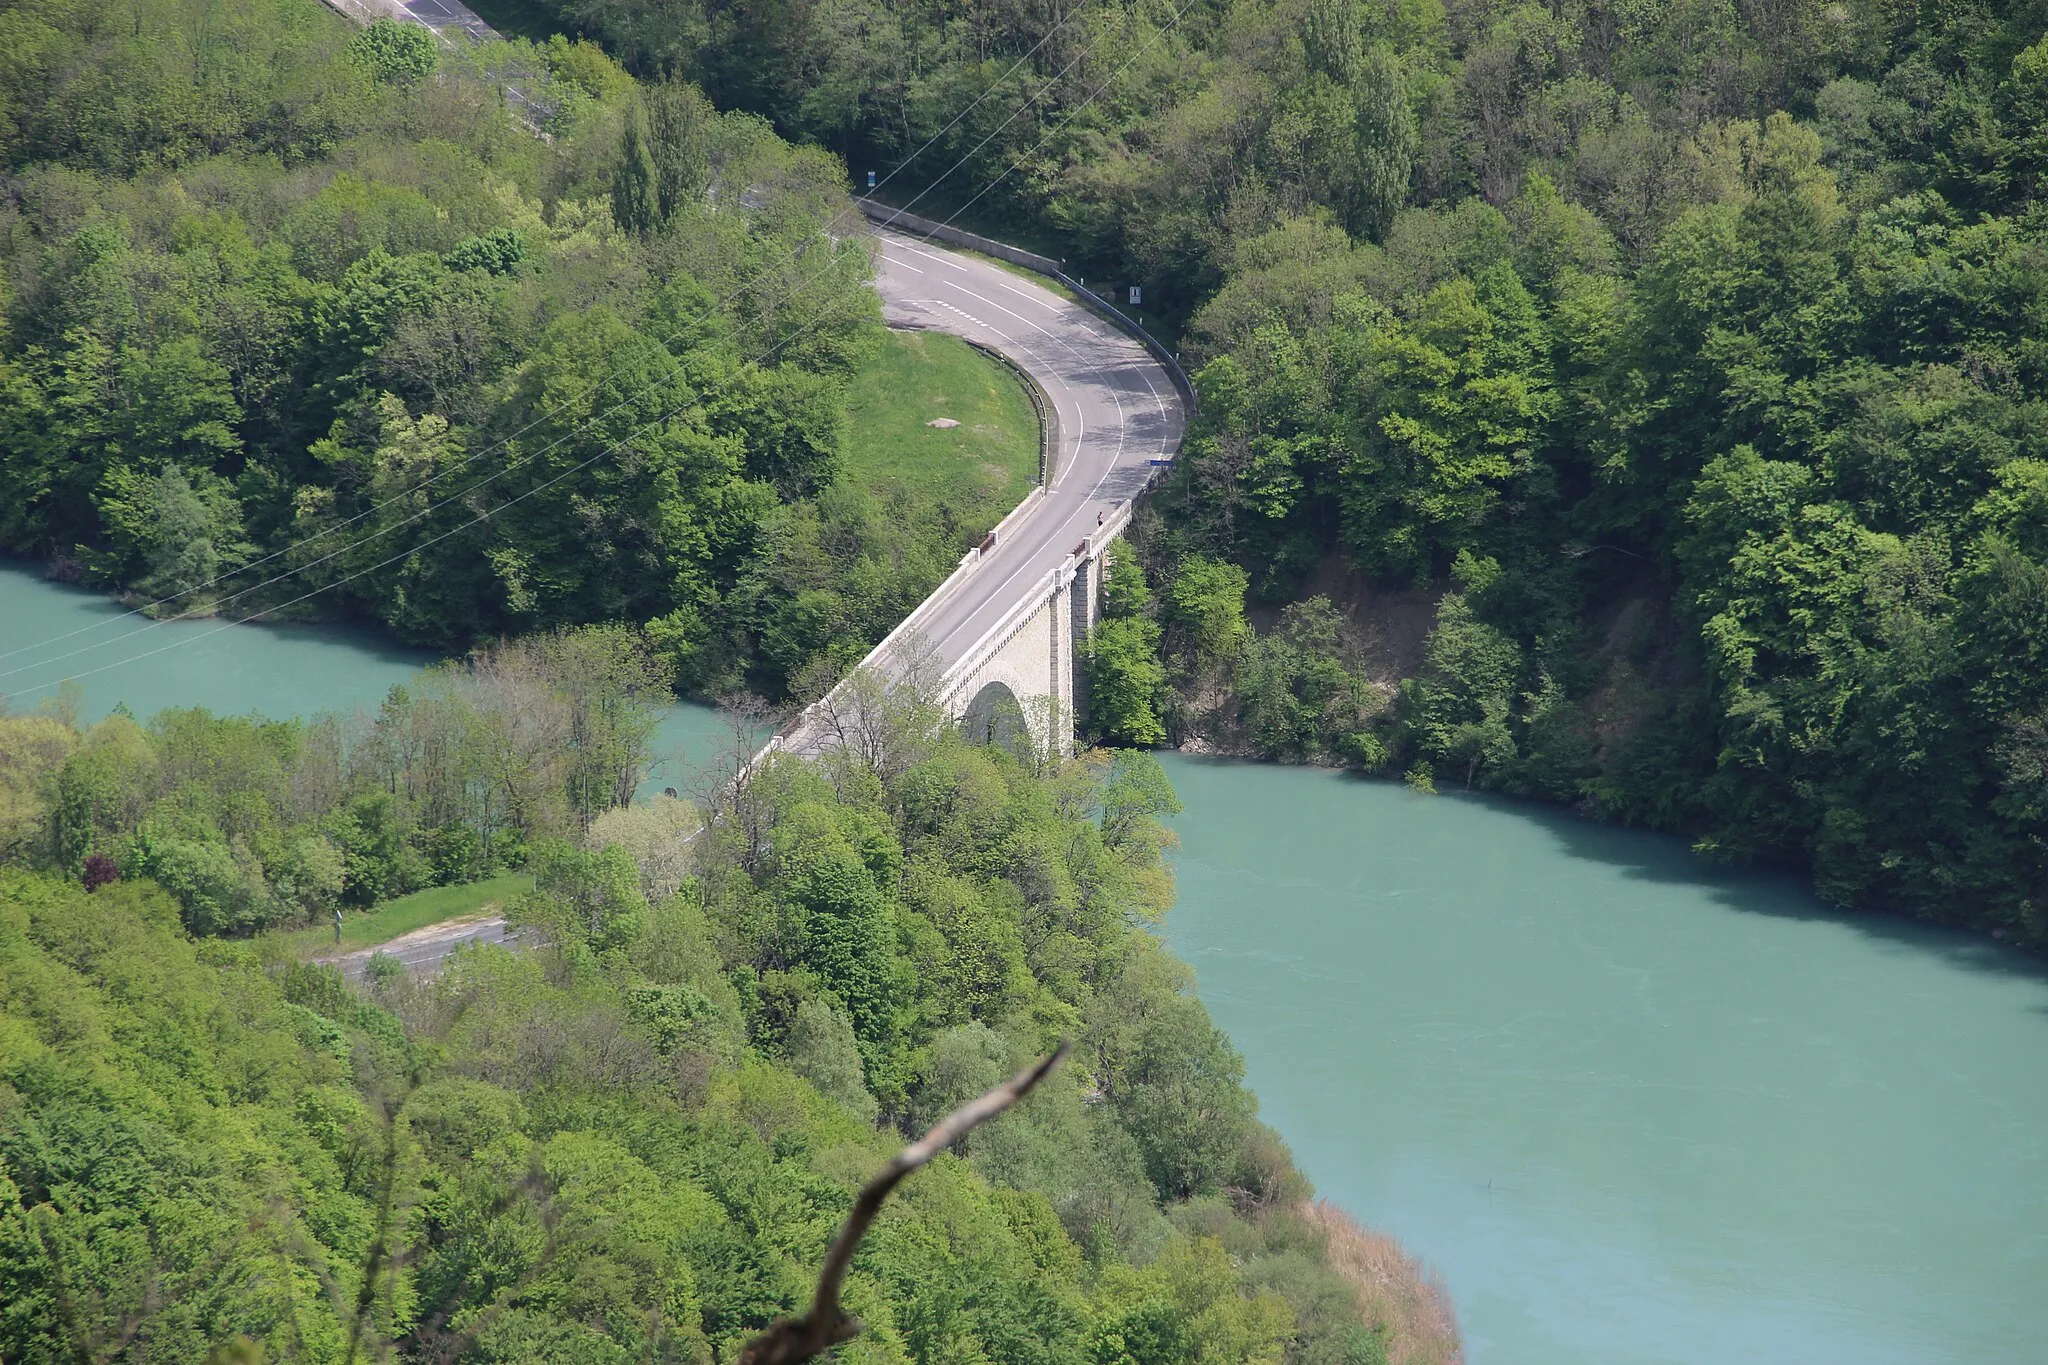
[868,229,1184,671]
[320,0,1188,681]
[344,0,495,42]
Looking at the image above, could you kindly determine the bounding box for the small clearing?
[280,870,532,958]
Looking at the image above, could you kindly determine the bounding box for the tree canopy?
[0,655,1451,1362]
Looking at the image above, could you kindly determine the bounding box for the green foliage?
[1349,48,1418,244]
[1165,556,1251,665]
[1101,552,1155,620]
[1082,543,1382,764]
[1088,618,1169,748]
[86,464,253,602]
[1114,991,1258,1201]
[0,871,386,1363]
[0,694,1415,1361]
[1396,595,1522,792]
[694,716,1360,1296]
[1049,6,2048,942]
[9,627,672,935]
[1338,269,1556,579]
[0,715,73,863]
[784,995,878,1122]
[1236,600,1380,763]
[1100,751,1184,860]
[0,0,882,700]
[610,104,661,234]
[0,0,1033,707]
[443,227,528,276]
[519,839,648,951]
[347,18,438,85]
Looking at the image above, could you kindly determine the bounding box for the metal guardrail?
[1048,276,1197,417]
[856,199,1197,415]
[858,200,1066,275]
[936,495,1139,718]
[962,339,1059,485]
[717,198,1199,773]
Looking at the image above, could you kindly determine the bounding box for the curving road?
[867,228,1184,675]
[318,0,1187,694]
[322,0,1186,978]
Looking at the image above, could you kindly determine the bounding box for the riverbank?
[1308,1202,1462,1365]
[13,565,2048,1362]
[1115,542,2042,961]
[0,564,1448,1362]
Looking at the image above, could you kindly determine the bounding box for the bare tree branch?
[738,1042,1071,1365]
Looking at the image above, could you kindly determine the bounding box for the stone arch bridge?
[308,0,1186,760]
[764,216,1186,762]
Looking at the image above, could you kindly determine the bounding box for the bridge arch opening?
[960,680,1034,754]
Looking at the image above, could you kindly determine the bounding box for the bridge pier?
[940,504,1131,760]
[1069,551,1103,738]
[1048,569,1074,753]
[743,221,1181,778]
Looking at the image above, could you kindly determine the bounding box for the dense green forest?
[0,0,1028,701]
[0,3,1446,1358]
[0,635,1454,1363]
[507,0,2048,941]
[1122,3,2048,947]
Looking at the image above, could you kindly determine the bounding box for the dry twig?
[738,1042,1071,1365]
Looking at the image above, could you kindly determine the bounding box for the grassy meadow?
[842,330,1040,527]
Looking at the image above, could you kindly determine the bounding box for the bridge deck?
[868,230,1183,678]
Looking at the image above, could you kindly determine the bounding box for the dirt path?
[315,912,518,980]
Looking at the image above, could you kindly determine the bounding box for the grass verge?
[283,871,532,957]
[968,249,1084,304]
[841,330,1040,526]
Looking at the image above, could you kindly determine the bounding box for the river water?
[4,564,2043,1361]
[0,565,734,793]
[1156,756,2048,1364]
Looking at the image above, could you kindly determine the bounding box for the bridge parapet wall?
[940,499,1138,756]
[752,224,1169,770]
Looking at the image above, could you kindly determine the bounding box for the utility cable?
[1,285,882,696]
[2,6,1196,696]
[0,16,1080,670]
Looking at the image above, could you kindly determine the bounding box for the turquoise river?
[4,564,2044,1362]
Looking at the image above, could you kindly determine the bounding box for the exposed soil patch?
[1248,553,1447,689]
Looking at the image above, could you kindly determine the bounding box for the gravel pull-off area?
[316,912,519,979]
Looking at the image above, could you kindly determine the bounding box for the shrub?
[347,19,437,85]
